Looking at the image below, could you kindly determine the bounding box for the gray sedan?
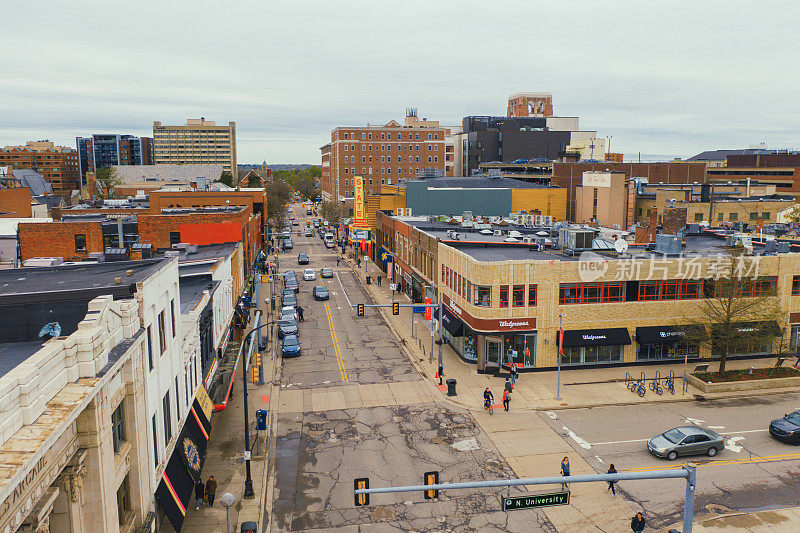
[647,426,725,461]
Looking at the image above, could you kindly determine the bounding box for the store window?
[528,284,537,306]
[475,285,491,307]
[563,345,623,365]
[638,340,700,361]
[499,285,509,308]
[512,285,525,307]
[791,325,800,351]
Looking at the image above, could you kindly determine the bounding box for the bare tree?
[685,249,784,373]
[320,200,343,227]
[94,167,121,199]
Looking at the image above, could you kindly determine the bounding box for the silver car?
[647,426,725,461]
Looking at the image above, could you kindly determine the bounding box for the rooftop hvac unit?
[131,242,153,259]
[654,234,682,255]
[558,228,594,251]
[396,208,404,216]
[522,236,533,244]
[165,250,180,258]
[463,211,473,220]
[185,244,198,254]
[405,208,412,217]
[534,215,543,225]
[777,242,790,253]
[88,251,106,263]
[543,215,553,225]
[493,230,502,236]
[764,240,777,253]
[24,257,64,267]
[537,237,547,249]
[104,247,129,261]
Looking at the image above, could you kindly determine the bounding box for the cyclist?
[483,387,494,414]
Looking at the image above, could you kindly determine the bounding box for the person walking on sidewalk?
[377,275,382,286]
[337,257,340,267]
[194,479,204,510]
[502,389,511,411]
[631,512,645,532]
[560,457,570,490]
[205,476,217,507]
[510,364,518,385]
[483,387,494,414]
[606,464,617,496]
[504,377,513,393]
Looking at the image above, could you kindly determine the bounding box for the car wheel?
[667,450,678,461]
[707,446,718,457]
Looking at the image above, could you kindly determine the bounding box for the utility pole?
[556,310,564,400]
[437,300,443,379]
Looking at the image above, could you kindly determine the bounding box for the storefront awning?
[559,328,631,347]
[710,321,782,337]
[433,306,464,337]
[636,325,706,345]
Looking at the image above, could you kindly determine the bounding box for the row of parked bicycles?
[625,370,676,396]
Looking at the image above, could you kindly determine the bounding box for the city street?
[268,205,554,532]
[539,394,800,529]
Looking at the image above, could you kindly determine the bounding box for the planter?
[686,370,800,393]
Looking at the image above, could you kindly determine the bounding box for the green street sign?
[502,491,570,511]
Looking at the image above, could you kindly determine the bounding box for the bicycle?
[484,398,494,415]
[663,370,675,395]
[649,371,663,395]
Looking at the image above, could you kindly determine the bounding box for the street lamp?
[556,309,564,400]
[220,492,236,533]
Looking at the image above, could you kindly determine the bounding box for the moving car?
[647,426,725,460]
[292,220,299,226]
[277,317,299,339]
[313,285,329,301]
[298,253,310,265]
[303,268,316,281]
[284,239,294,249]
[321,267,333,278]
[305,229,314,237]
[306,209,312,215]
[281,334,301,357]
[769,411,800,444]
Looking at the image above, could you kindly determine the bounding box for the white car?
[303,268,316,281]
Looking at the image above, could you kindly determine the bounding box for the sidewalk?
[683,506,800,532]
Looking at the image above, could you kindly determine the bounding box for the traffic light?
[354,478,369,506]
[357,304,365,317]
[392,302,400,315]
[423,471,439,499]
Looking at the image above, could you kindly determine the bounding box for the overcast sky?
[2,1,798,164]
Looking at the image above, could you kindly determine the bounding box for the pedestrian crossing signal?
[357,304,365,317]
[392,302,400,315]
[354,478,369,506]
[423,471,439,499]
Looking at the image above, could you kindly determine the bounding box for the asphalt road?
[539,393,800,529]
[269,204,554,532]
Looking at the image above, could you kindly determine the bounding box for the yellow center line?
[324,300,349,382]
[622,451,800,472]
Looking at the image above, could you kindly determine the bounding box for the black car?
[298,253,310,265]
[277,318,299,339]
[313,285,329,300]
[770,411,800,444]
[306,209,312,215]
[284,277,299,293]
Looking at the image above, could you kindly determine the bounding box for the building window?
[147,326,154,370]
[441,265,445,283]
[111,401,126,453]
[718,212,724,221]
[559,282,627,304]
[345,178,349,186]
[175,377,181,420]
[344,167,349,174]
[170,300,176,338]
[729,212,738,221]
[499,285,509,308]
[763,212,771,220]
[381,179,386,184]
[709,276,777,298]
[475,285,491,307]
[750,212,758,220]
[512,285,525,307]
[152,415,159,468]
[170,232,181,246]
[362,156,366,163]
[466,281,472,303]
[791,324,800,351]
[158,311,167,354]
[368,132,372,140]
[694,213,703,221]
[528,284,537,306]
[792,276,800,296]
[74,233,87,251]
[117,475,132,526]
[163,392,172,443]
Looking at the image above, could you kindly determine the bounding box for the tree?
[784,203,800,224]
[94,167,121,199]
[296,176,318,201]
[247,172,263,188]
[684,249,784,374]
[320,200,344,227]
[265,179,292,231]
[308,166,322,178]
[217,171,234,187]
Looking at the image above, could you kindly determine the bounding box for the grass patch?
[694,366,800,383]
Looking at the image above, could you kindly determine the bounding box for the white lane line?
[720,429,767,435]
[685,417,705,425]
[591,438,650,446]
[708,426,726,430]
[335,272,353,308]
[594,455,604,464]
[562,425,592,449]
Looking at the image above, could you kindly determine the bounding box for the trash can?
[256,409,268,431]
[446,378,457,397]
[241,521,258,533]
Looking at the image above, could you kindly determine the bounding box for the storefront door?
[486,337,501,368]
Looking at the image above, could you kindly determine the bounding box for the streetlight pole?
[556,309,564,400]
[437,300,444,379]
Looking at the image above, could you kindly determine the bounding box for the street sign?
[387,261,393,278]
[244,450,251,461]
[412,306,425,313]
[390,283,398,292]
[424,298,432,321]
[502,492,569,511]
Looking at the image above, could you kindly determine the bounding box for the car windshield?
[315,287,326,293]
[323,269,332,273]
[785,412,800,425]
[662,429,687,444]
[284,336,299,346]
[278,319,296,328]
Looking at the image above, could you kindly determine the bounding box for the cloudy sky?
[2,1,798,164]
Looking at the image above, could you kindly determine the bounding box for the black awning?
[636,325,706,345]
[711,320,782,337]
[559,328,631,347]
[433,306,464,337]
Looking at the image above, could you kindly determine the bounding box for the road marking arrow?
[595,455,604,463]
[685,417,705,425]
[545,411,558,420]
[725,436,745,453]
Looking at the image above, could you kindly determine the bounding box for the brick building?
[320,111,446,201]
[507,92,554,118]
[0,187,33,217]
[0,141,80,196]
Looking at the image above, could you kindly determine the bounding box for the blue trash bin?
[256,409,268,431]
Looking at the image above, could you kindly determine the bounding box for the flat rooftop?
[179,275,217,314]
[412,177,555,189]
[0,340,45,379]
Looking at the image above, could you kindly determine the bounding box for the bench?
[694,364,710,373]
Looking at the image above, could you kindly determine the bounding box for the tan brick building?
[153,119,237,174]
[0,141,80,196]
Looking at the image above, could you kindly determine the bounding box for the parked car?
[282,292,297,308]
[277,318,299,339]
[280,306,298,322]
[769,411,800,445]
[303,268,316,281]
[305,229,314,237]
[292,220,299,226]
[281,334,301,357]
[647,426,725,460]
[321,267,333,278]
[306,209,312,215]
[313,285,329,301]
[298,253,310,265]
[284,239,294,249]
[284,277,299,293]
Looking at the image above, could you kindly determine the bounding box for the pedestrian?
[297,305,305,322]
[631,512,645,533]
[510,364,518,384]
[606,464,617,496]
[337,257,340,267]
[205,475,217,507]
[377,275,382,286]
[438,364,444,386]
[194,479,204,510]
[504,377,513,393]
[502,389,510,412]
[560,457,570,490]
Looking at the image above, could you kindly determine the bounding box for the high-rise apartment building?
[320,109,446,201]
[76,134,153,179]
[0,140,79,196]
[153,118,237,174]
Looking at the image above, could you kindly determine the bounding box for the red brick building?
[321,116,446,201]
[0,187,33,218]
[0,141,80,196]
